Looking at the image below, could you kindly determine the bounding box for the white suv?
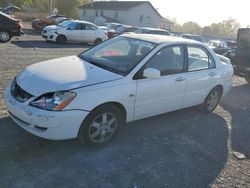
[46,20,108,45]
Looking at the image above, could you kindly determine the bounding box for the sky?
[128,0,250,27]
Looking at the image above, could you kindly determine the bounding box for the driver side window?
[145,45,184,76]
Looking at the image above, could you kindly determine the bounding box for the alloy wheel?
[0,31,10,42]
[206,90,219,111]
[88,112,118,143]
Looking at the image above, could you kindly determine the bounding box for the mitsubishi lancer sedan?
[4,33,233,145]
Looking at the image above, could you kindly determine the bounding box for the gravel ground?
[0,26,250,188]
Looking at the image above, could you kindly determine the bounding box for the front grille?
[11,79,32,102]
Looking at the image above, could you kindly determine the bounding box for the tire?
[94,38,102,46]
[78,104,123,146]
[0,30,11,42]
[56,35,67,43]
[200,87,222,113]
[245,75,250,83]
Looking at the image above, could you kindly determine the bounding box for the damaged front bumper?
[4,83,89,140]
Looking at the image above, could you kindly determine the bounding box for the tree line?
[170,18,241,39]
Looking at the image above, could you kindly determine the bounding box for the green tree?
[54,0,90,18]
[182,21,202,34]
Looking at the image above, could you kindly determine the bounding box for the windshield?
[57,20,71,27]
[237,29,250,48]
[79,36,156,75]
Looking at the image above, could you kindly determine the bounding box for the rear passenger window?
[86,24,97,30]
[187,46,215,71]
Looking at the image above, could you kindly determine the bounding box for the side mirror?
[143,68,161,79]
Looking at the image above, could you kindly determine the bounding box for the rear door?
[84,24,98,43]
[182,45,217,108]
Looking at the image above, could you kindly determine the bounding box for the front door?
[134,45,187,120]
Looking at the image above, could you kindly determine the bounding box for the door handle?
[209,72,216,76]
[175,77,186,82]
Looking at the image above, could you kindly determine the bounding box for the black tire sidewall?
[94,38,102,46]
[56,35,66,43]
[78,105,123,146]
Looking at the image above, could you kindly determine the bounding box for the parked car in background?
[32,15,67,31]
[46,20,108,45]
[103,22,123,30]
[112,25,139,37]
[100,24,138,38]
[0,11,23,42]
[5,33,233,145]
[98,26,115,39]
[134,27,170,35]
[226,28,250,82]
[0,5,21,17]
[42,19,72,39]
[181,34,205,43]
[207,40,229,55]
[100,23,124,38]
[226,40,237,50]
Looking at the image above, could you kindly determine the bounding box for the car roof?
[0,11,10,17]
[139,27,167,31]
[209,40,223,43]
[122,33,203,45]
[72,20,96,25]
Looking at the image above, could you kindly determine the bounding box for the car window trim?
[186,44,216,72]
[133,44,186,80]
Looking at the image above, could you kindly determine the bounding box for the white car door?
[84,24,98,43]
[134,45,188,120]
[65,23,85,42]
[182,45,217,108]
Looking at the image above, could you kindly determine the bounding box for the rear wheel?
[94,38,102,46]
[56,35,67,43]
[0,30,11,42]
[200,87,222,113]
[78,105,123,146]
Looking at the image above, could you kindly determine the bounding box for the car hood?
[16,56,123,96]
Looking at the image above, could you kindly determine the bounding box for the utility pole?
[48,0,53,15]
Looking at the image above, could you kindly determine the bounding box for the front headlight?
[30,91,76,111]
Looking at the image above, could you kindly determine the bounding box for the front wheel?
[200,87,222,113]
[78,105,123,145]
[56,35,67,43]
[0,31,11,42]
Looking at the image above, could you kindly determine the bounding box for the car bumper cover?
[4,84,88,140]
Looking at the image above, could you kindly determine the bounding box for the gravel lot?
[0,26,250,188]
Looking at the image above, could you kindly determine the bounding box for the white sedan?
[4,34,233,145]
[46,20,108,45]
